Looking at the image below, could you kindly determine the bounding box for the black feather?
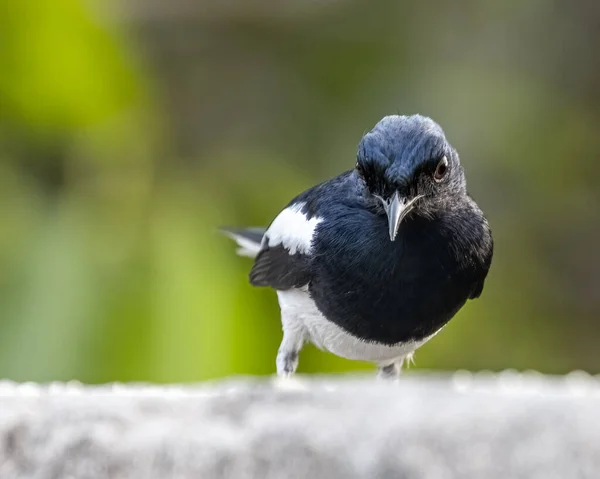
[249,245,311,290]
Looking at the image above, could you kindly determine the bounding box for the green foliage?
[0,0,140,131]
[1,0,599,382]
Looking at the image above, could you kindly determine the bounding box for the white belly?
[277,289,438,364]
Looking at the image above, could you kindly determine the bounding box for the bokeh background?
[1,0,599,383]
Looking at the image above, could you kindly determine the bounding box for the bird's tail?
[220,227,266,258]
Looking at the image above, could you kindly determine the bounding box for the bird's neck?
[434,196,492,269]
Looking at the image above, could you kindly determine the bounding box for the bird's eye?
[433,156,448,182]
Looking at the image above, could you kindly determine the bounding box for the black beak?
[382,192,423,241]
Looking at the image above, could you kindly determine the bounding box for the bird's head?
[356,114,466,241]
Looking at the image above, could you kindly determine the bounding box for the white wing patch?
[266,202,322,255]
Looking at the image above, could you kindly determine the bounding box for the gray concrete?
[1,371,599,479]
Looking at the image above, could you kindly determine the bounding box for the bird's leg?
[377,361,402,381]
[276,327,305,377]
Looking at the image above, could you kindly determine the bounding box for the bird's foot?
[377,361,402,381]
[276,350,299,378]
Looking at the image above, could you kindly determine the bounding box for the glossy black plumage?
[225,114,493,375]
[250,244,311,290]
[251,170,491,345]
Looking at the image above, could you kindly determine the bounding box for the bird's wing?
[249,202,321,290]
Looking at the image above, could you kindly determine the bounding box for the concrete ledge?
[1,372,600,479]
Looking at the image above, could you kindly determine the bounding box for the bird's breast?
[309,212,476,344]
[277,289,439,363]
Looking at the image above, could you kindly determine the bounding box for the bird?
[222,114,493,380]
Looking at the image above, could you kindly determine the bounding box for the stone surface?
[1,372,600,479]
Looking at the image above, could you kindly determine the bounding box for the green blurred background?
[1,0,599,383]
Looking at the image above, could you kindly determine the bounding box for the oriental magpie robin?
[223,115,493,379]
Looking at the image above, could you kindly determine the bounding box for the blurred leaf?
[0,0,141,133]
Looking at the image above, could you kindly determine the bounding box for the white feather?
[266,202,322,255]
[277,289,441,364]
[222,231,262,258]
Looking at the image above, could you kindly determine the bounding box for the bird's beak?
[383,191,422,241]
